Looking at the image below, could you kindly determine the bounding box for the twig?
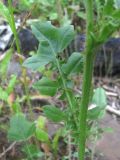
[0,142,16,158]
[89,104,120,116]
[106,91,118,97]
[102,85,115,92]
[106,105,120,116]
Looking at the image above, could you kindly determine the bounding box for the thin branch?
[0,142,16,159]
[106,105,120,116]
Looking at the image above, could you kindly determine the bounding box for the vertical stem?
[8,0,21,54]
[79,53,94,160]
[78,0,94,160]
[8,1,32,117]
[23,69,33,119]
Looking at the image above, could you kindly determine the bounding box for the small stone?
[18,28,39,55]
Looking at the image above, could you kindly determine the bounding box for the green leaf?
[36,116,46,129]
[77,12,86,20]
[33,77,59,96]
[103,0,114,15]
[23,54,50,70]
[43,105,66,122]
[8,114,35,141]
[0,49,12,78]
[92,88,107,108]
[62,52,83,75]
[0,87,8,101]
[23,21,75,71]
[98,22,119,43]
[12,102,21,113]
[52,128,63,152]
[23,42,55,70]
[112,10,120,19]
[18,0,32,11]
[0,2,12,26]
[31,21,75,53]
[49,12,58,20]
[22,144,44,159]
[6,75,17,94]
[66,80,74,89]
[96,1,120,44]
[87,88,107,120]
[35,128,49,142]
[87,107,104,120]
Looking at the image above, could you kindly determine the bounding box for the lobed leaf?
[31,21,75,54]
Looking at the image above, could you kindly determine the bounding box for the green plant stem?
[23,69,33,119]
[50,45,77,127]
[8,0,21,54]
[78,0,94,160]
[78,53,94,160]
[50,49,72,109]
[8,0,32,118]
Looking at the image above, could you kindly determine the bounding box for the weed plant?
[0,0,120,160]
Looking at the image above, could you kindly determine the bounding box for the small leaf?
[6,75,17,94]
[36,116,46,129]
[8,114,35,141]
[23,54,51,71]
[0,2,12,26]
[52,128,63,152]
[33,77,59,96]
[88,88,107,120]
[103,0,114,15]
[92,88,107,108]
[43,105,66,122]
[87,107,104,120]
[49,12,58,20]
[0,87,8,101]
[0,49,12,77]
[22,144,44,159]
[62,52,83,75]
[35,128,49,142]
[77,12,86,20]
[98,23,116,43]
[23,42,54,70]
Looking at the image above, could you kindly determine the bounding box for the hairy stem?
[78,0,94,160]
[78,52,94,160]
